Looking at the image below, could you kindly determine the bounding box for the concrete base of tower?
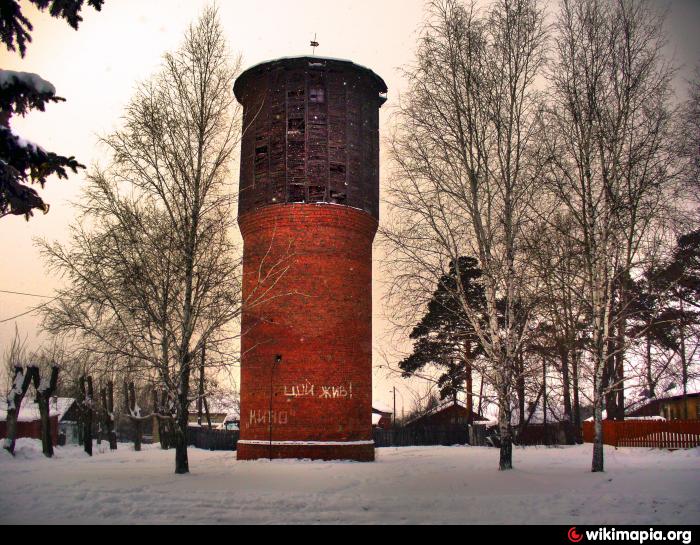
[236,441,375,462]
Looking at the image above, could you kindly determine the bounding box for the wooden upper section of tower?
[234,56,387,219]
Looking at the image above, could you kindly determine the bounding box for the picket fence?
[582,419,700,449]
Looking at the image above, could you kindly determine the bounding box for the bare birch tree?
[38,7,287,474]
[527,213,589,443]
[544,0,676,471]
[2,327,32,455]
[674,68,700,217]
[382,0,547,470]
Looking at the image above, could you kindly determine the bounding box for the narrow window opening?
[308,186,325,202]
[330,163,345,175]
[330,190,347,205]
[288,118,305,134]
[309,86,325,104]
[288,184,306,203]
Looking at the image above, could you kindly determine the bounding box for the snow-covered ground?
[1,439,698,524]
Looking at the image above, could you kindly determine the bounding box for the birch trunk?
[3,367,35,455]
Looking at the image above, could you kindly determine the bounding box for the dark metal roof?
[233,56,388,103]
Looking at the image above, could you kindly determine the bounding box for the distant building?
[0,397,78,444]
[371,405,392,430]
[404,399,486,428]
[188,399,240,431]
[628,392,700,421]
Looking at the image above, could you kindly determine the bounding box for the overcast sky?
[0,0,698,411]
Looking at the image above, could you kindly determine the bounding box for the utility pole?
[197,345,205,426]
[393,387,396,428]
[543,355,548,446]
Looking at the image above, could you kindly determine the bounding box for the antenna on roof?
[310,33,319,55]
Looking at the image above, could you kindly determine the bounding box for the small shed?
[0,397,78,444]
[188,398,239,429]
[628,392,700,421]
[404,399,486,428]
[372,403,392,430]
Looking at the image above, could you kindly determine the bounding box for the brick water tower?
[234,57,387,461]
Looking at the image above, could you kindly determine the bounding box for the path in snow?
[1,439,698,524]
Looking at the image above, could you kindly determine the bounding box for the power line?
[0,289,53,299]
[0,297,58,324]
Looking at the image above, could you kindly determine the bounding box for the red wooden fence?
[582,420,700,449]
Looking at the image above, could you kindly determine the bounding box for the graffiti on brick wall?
[249,409,289,426]
[319,383,353,399]
[284,380,315,398]
[282,381,354,400]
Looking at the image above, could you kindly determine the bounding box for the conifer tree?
[0,0,103,219]
[400,257,485,419]
[0,71,84,218]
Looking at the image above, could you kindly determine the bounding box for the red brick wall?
[237,204,377,461]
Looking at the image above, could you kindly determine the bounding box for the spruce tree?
[0,71,84,218]
[0,0,103,219]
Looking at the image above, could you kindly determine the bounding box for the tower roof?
[233,56,388,104]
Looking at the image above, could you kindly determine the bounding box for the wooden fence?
[186,427,239,451]
[582,419,700,449]
[373,425,469,447]
[515,422,571,446]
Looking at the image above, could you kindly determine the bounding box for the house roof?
[372,401,392,415]
[627,391,700,416]
[652,391,700,402]
[234,56,388,104]
[405,399,486,426]
[0,397,76,423]
[203,398,239,418]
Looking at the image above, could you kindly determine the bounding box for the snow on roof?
[511,407,564,426]
[205,398,239,418]
[0,397,75,423]
[404,398,485,426]
[648,387,700,403]
[233,56,388,102]
[0,70,56,95]
[372,401,392,415]
[223,411,239,423]
[626,384,700,414]
[584,414,667,422]
[407,399,486,424]
[372,413,382,426]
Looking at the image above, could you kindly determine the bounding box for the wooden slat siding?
[235,58,386,218]
[328,69,347,202]
[186,426,239,451]
[582,420,700,448]
[269,66,286,205]
[239,84,258,215]
[346,75,361,209]
[306,65,327,202]
[287,69,306,193]
[252,80,268,210]
[373,425,469,448]
[370,88,380,216]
